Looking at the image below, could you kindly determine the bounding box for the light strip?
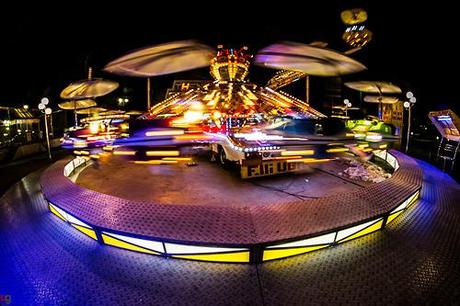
[49,203,67,221]
[113,151,136,156]
[281,150,315,156]
[172,251,250,263]
[102,232,164,253]
[267,232,336,249]
[165,242,247,255]
[387,210,404,224]
[66,212,92,228]
[49,203,68,221]
[162,157,193,162]
[146,151,180,157]
[145,130,184,136]
[72,224,98,240]
[134,160,178,165]
[101,234,160,255]
[336,219,382,241]
[287,158,334,164]
[391,191,419,213]
[326,148,349,153]
[338,220,383,243]
[263,245,327,261]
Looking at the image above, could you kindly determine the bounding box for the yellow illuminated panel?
[146,151,180,157]
[175,134,212,141]
[326,148,349,153]
[162,157,193,162]
[338,220,383,243]
[101,234,160,255]
[281,150,315,156]
[113,151,136,156]
[72,224,98,240]
[145,130,184,136]
[387,210,404,224]
[172,251,250,263]
[263,245,327,261]
[49,204,66,221]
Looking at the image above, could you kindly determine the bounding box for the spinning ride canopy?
[125,110,144,115]
[363,95,400,104]
[58,99,97,110]
[60,79,119,100]
[98,110,126,116]
[75,107,107,115]
[254,42,366,76]
[104,40,215,77]
[143,82,325,125]
[138,45,326,131]
[345,81,402,94]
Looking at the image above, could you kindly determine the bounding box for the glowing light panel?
[338,219,384,243]
[263,245,327,261]
[267,232,336,249]
[101,234,160,255]
[165,242,247,254]
[102,232,164,253]
[172,251,250,263]
[336,219,382,241]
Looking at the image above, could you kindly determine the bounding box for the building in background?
[382,101,404,138]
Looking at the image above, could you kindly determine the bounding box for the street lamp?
[345,102,352,117]
[38,98,52,160]
[403,92,416,153]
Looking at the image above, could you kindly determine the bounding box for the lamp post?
[343,99,352,118]
[403,91,416,153]
[38,97,52,160]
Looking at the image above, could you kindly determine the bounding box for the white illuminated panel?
[165,243,247,254]
[49,203,68,221]
[385,153,399,170]
[336,219,382,241]
[66,213,92,229]
[373,150,386,160]
[63,163,74,177]
[267,232,336,249]
[64,157,89,177]
[391,191,419,213]
[102,232,164,253]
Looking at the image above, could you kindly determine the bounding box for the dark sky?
[1,1,457,120]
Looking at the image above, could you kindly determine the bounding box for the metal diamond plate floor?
[1,158,460,305]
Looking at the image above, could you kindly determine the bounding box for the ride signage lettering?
[241,161,298,178]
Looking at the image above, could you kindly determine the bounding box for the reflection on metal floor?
[1,159,460,305]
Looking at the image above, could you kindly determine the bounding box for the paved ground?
[76,156,370,206]
[1,157,460,305]
[0,149,68,196]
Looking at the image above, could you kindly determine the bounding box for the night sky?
[1,1,457,122]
